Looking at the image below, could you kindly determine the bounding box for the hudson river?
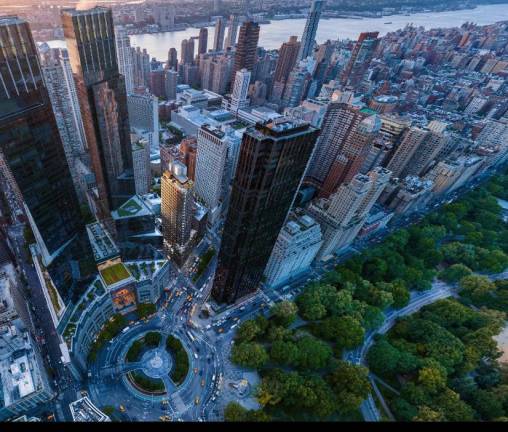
[47,4,508,60]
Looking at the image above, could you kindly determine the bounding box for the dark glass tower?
[211,118,319,304]
[61,7,135,220]
[340,32,380,88]
[0,16,84,265]
[230,20,259,90]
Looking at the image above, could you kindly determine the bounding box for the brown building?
[179,138,197,181]
[230,20,259,90]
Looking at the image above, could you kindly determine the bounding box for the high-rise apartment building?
[308,167,391,259]
[297,0,325,61]
[62,7,135,219]
[212,118,319,304]
[320,113,381,198]
[115,25,134,94]
[225,15,239,49]
[198,27,208,55]
[305,103,365,189]
[340,32,380,87]
[213,17,226,51]
[132,46,150,88]
[194,125,230,224]
[181,38,195,65]
[281,66,310,109]
[264,212,322,287]
[272,36,301,93]
[40,47,88,203]
[385,127,429,178]
[167,47,178,71]
[231,20,259,89]
[179,137,197,181]
[0,16,85,265]
[161,161,194,265]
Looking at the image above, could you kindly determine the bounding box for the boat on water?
[384,22,392,24]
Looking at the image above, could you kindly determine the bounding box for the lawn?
[100,263,131,286]
[117,198,142,217]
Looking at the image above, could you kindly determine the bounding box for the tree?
[136,303,156,319]
[384,280,410,309]
[224,402,248,421]
[270,300,298,327]
[270,340,299,366]
[470,389,505,420]
[361,305,384,330]
[438,264,473,284]
[413,406,445,422]
[294,336,332,370]
[317,316,364,350]
[231,342,268,369]
[236,319,262,342]
[144,331,161,347]
[417,361,447,394]
[266,325,292,342]
[366,338,401,377]
[459,274,496,305]
[326,361,371,414]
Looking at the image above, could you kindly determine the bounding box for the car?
[194,368,198,374]
[201,378,205,387]
[194,397,200,405]
[119,405,126,413]
[218,327,224,333]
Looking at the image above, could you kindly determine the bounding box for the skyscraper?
[181,38,195,65]
[225,15,239,49]
[231,20,259,89]
[0,16,84,265]
[40,47,88,203]
[131,134,151,195]
[211,118,319,304]
[198,27,208,55]
[61,7,135,219]
[127,92,160,150]
[297,0,325,61]
[230,68,251,112]
[320,113,381,198]
[115,25,135,94]
[194,125,230,225]
[161,161,194,265]
[165,68,178,100]
[273,36,301,84]
[167,47,178,71]
[213,17,226,51]
[340,32,380,87]
[305,102,365,189]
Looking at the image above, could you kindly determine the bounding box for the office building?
[297,0,325,61]
[133,47,150,88]
[212,118,319,303]
[213,17,226,51]
[69,397,111,422]
[231,69,251,112]
[194,125,230,225]
[167,47,178,71]
[231,20,259,89]
[131,134,151,195]
[165,68,178,101]
[127,92,159,150]
[264,212,322,287]
[0,16,85,266]
[180,138,198,181]
[181,38,195,65]
[114,25,134,94]
[40,47,88,204]
[62,7,135,218]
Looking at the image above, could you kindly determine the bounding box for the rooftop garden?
[117,198,143,217]
[192,247,216,282]
[100,263,131,286]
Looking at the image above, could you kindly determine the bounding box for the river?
[45,3,508,61]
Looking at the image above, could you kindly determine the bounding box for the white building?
[264,213,322,287]
[69,397,111,422]
[230,68,251,113]
[127,92,160,151]
[114,26,134,94]
[131,134,151,195]
[194,125,230,225]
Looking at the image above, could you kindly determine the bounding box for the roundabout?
[86,298,221,422]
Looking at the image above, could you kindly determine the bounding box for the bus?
[187,331,195,342]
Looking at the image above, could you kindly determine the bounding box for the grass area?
[44,274,61,314]
[100,263,131,286]
[128,371,165,394]
[192,247,216,282]
[117,198,142,217]
[136,303,156,320]
[166,335,189,385]
[126,332,161,363]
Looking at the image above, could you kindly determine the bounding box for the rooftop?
[112,195,153,220]
[69,397,111,422]
[86,222,120,263]
[99,262,132,287]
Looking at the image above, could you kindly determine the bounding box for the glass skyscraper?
[0,16,84,265]
[212,118,319,304]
